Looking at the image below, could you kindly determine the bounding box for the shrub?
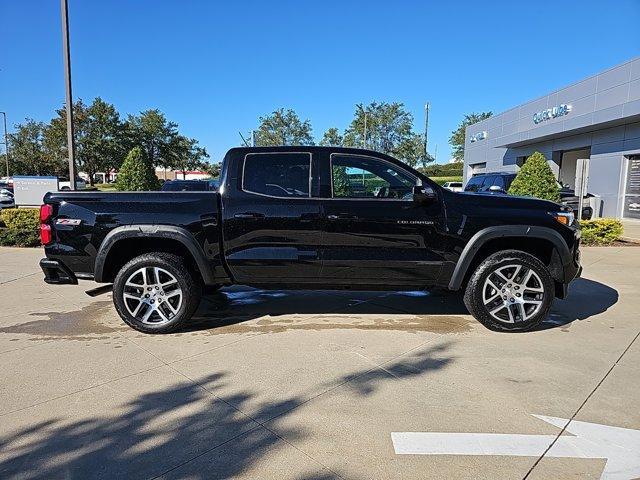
[580,218,623,246]
[1,208,40,231]
[430,176,463,186]
[508,152,560,202]
[0,228,41,247]
[116,147,160,191]
[419,162,463,177]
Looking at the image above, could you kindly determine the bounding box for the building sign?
[469,131,487,143]
[533,104,572,124]
[13,176,58,206]
[624,156,640,220]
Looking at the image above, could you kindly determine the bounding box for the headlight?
[550,211,575,226]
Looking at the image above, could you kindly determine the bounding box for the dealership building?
[463,57,640,219]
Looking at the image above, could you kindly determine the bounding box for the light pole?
[0,111,8,178]
[424,102,430,158]
[363,109,368,149]
[60,0,77,189]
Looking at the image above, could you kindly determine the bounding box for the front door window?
[331,154,417,200]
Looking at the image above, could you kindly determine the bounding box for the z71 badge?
[56,219,81,226]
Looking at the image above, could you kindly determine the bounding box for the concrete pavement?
[0,246,638,479]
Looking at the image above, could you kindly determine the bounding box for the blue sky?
[1,0,639,163]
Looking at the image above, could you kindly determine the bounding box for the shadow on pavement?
[0,343,453,479]
[185,277,618,335]
[184,288,473,335]
[540,278,619,330]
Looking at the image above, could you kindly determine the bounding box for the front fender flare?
[448,225,571,291]
[94,225,215,284]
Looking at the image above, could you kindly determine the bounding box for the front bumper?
[40,258,78,285]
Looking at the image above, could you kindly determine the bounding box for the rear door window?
[243,153,311,198]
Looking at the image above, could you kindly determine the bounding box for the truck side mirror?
[488,185,505,193]
[413,185,436,204]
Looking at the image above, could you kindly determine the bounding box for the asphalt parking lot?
[0,246,639,479]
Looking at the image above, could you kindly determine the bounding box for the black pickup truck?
[39,146,581,333]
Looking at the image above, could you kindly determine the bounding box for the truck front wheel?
[463,250,554,331]
[113,253,202,334]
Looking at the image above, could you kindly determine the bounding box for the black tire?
[463,250,554,332]
[113,253,202,334]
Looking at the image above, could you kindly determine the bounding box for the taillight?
[40,204,53,222]
[40,224,52,245]
[40,204,54,245]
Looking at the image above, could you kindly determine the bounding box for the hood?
[454,190,564,212]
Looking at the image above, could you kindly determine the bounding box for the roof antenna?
[238,132,250,147]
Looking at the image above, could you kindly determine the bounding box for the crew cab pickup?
[39,146,581,333]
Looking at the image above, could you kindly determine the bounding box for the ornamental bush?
[508,151,561,202]
[580,218,623,246]
[0,228,41,247]
[0,208,40,231]
[116,147,160,191]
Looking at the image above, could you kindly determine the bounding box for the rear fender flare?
[448,225,571,290]
[94,225,215,284]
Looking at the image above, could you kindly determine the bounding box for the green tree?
[7,119,63,176]
[449,111,492,162]
[320,127,343,147]
[115,147,159,191]
[508,151,560,202]
[82,98,127,184]
[343,102,428,168]
[200,161,221,179]
[45,98,126,185]
[167,135,209,179]
[254,108,314,146]
[126,110,179,169]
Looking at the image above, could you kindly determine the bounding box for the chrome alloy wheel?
[122,267,183,325]
[482,264,544,324]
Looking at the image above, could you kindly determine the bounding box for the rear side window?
[243,153,311,198]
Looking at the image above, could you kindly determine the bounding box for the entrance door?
[319,153,446,287]
[624,156,640,220]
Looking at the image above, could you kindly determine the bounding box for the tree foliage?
[7,119,62,176]
[343,102,428,168]
[507,151,560,202]
[254,109,314,146]
[449,111,492,162]
[44,99,126,184]
[115,147,159,191]
[320,127,343,147]
[6,99,209,181]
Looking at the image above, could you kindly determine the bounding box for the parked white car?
[442,181,463,192]
[58,178,87,191]
[0,188,15,211]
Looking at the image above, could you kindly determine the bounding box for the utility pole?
[60,0,77,189]
[424,102,430,158]
[0,112,8,178]
[363,110,367,149]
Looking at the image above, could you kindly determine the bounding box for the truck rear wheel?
[463,250,554,332]
[113,253,202,334]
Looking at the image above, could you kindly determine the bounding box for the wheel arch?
[94,225,215,285]
[448,226,571,291]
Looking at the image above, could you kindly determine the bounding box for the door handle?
[327,213,358,220]
[234,212,265,219]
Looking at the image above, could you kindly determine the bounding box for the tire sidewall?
[113,253,198,334]
[466,251,554,331]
